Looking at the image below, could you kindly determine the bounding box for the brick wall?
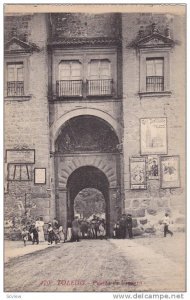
[51,13,121,38]
[122,13,186,221]
[4,14,51,223]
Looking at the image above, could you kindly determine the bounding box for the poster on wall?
[34,168,46,184]
[147,155,159,179]
[130,157,146,189]
[140,118,167,155]
[160,156,180,188]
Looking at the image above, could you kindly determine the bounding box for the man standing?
[119,214,127,239]
[72,216,80,242]
[163,213,173,237]
[126,214,133,239]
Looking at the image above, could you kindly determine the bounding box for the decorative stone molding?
[132,23,174,49]
[5,37,40,55]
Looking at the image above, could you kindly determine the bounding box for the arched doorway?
[54,115,122,237]
[67,166,110,235]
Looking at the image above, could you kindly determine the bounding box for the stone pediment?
[5,37,39,54]
[136,32,174,49]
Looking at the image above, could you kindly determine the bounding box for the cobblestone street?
[4,233,185,292]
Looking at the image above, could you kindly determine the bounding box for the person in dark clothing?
[80,219,88,239]
[126,214,133,239]
[47,223,54,244]
[29,223,39,244]
[52,218,60,244]
[72,217,80,242]
[163,213,173,237]
[94,217,100,239]
[91,215,97,239]
[119,215,127,239]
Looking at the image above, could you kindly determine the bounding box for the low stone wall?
[126,208,185,237]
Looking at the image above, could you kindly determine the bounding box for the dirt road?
[4,233,185,292]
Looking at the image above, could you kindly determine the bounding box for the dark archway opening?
[67,166,110,236]
[55,115,119,153]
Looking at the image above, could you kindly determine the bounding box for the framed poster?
[34,168,46,185]
[130,157,146,189]
[6,149,35,163]
[140,118,167,155]
[147,155,159,180]
[160,156,180,188]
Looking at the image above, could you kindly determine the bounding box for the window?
[7,62,24,96]
[146,58,164,92]
[8,164,32,181]
[87,59,112,95]
[139,51,171,97]
[57,60,82,96]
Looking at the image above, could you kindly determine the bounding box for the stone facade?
[4,11,186,236]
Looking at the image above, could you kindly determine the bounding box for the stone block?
[141,199,151,208]
[132,199,140,208]
[147,208,157,215]
[144,227,156,234]
[139,218,147,225]
[132,227,144,236]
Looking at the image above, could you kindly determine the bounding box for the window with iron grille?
[87,59,112,96]
[7,62,24,96]
[146,58,164,92]
[57,60,82,97]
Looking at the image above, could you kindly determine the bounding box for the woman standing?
[35,217,45,242]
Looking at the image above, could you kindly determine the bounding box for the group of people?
[47,219,65,245]
[67,215,106,242]
[21,215,106,246]
[21,212,173,246]
[113,214,133,239]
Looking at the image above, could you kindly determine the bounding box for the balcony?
[56,79,114,99]
[56,80,82,97]
[87,79,113,96]
[146,76,164,92]
[7,81,24,96]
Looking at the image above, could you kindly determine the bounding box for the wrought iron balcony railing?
[7,81,24,96]
[56,79,114,98]
[87,79,113,96]
[146,76,164,92]
[56,80,83,97]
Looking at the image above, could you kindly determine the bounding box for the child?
[21,227,29,246]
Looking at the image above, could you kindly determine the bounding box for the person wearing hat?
[126,214,133,239]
